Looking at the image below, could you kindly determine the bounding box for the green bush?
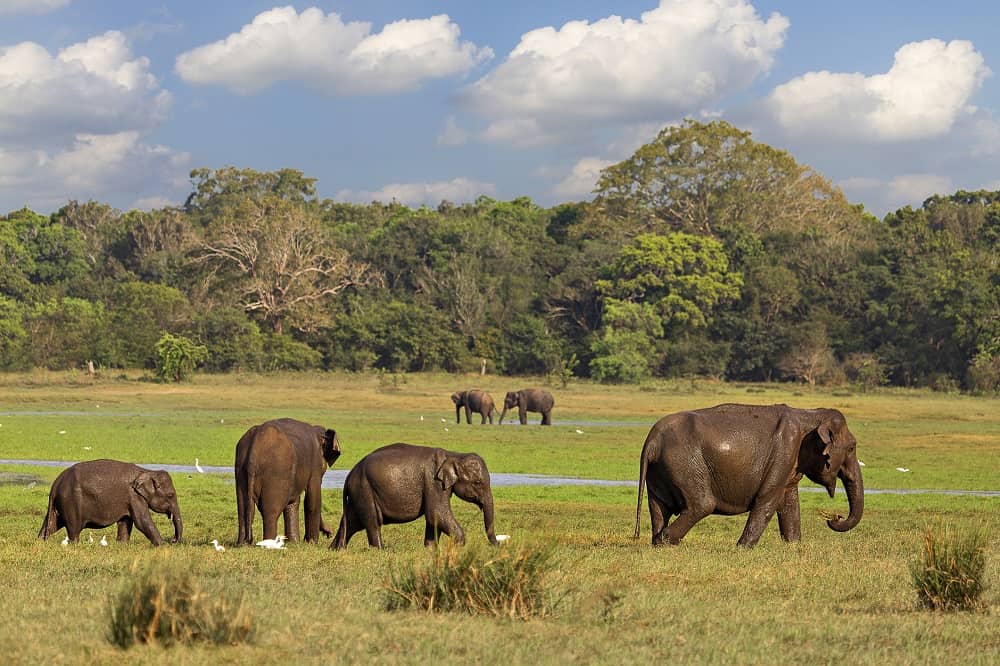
[910,528,987,611]
[154,333,208,382]
[383,542,561,619]
[106,560,255,648]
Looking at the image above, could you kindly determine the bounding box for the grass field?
[0,371,997,664]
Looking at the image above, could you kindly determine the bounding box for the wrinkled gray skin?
[235,418,341,545]
[499,388,554,425]
[635,403,864,548]
[451,389,496,424]
[332,443,498,549]
[38,459,182,545]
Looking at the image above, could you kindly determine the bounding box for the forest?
[2,119,999,391]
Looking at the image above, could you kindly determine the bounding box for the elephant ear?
[435,457,459,491]
[132,471,157,500]
[451,392,462,405]
[816,422,836,467]
[322,429,341,464]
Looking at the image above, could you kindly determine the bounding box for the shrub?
[383,542,561,619]
[154,333,208,382]
[107,560,255,648]
[910,528,987,612]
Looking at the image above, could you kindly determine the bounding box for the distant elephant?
[331,443,498,549]
[38,459,182,545]
[635,403,864,548]
[499,388,554,425]
[235,418,341,545]
[451,389,496,424]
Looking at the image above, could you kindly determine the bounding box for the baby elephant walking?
[38,459,183,545]
[332,443,498,549]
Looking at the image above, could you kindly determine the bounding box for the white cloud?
[0,32,187,212]
[437,116,470,147]
[337,178,496,207]
[0,0,69,15]
[0,31,170,146]
[888,174,955,208]
[175,7,492,95]
[0,132,190,213]
[462,0,788,145]
[551,157,615,199]
[768,39,990,142]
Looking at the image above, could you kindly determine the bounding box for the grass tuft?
[383,542,562,619]
[106,558,255,648]
[910,527,988,612]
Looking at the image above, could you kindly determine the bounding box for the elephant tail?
[634,442,650,540]
[38,488,57,539]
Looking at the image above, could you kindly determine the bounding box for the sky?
[2,1,999,218]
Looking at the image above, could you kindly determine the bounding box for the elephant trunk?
[481,489,498,545]
[497,406,508,425]
[170,503,183,543]
[827,455,864,533]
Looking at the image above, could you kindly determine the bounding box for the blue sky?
[2,1,999,217]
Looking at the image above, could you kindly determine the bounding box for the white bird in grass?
[444,427,450,432]
[495,534,510,544]
[58,430,66,435]
[420,415,424,421]
[100,535,108,547]
[87,534,94,544]
[256,536,288,549]
[858,460,866,467]
[61,536,69,546]
[575,429,584,434]
[896,467,910,473]
[440,418,447,423]
[195,458,204,474]
[211,539,226,552]
[82,446,92,451]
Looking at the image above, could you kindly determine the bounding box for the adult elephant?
[331,443,498,549]
[38,459,182,545]
[499,388,554,425]
[451,389,496,424]
[634,403,863,548]
[235,418,341,545]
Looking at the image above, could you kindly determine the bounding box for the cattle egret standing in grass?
[575,429,584,434]
[58,431,66,435]
[496,534,510,544]
[100,535,108,546]
[87,534,94,544]
[440,418,447,423]
[256,536,287,549]
[61,536,69,546]
[211,539,225,552]
[195,458,204,473]
[858,460,866,467]
[896,467,910,473]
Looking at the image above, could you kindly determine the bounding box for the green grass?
[0,371,997,663]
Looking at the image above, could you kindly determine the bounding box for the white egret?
[420,415,424,421]
[256,535,288,549]
[896,467,910,473]
[495,534,510,543]
[61,536,69,546]
[440,418,447,423]
[575,429,584,434]
[195,458,204,473]
[87,534,94,544]
[58,430,66,435]
[858,460,866,467]
[82,446,92,451]
[99,535,108,546]
[444,427,450,432]
[211,539,226,552]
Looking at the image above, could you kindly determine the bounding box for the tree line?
[2,120,999,390]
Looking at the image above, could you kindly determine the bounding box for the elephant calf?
[635,403,864,548]
[38,459,183,545]
[499,388,554,425]
[332,443,498,549]
[451,389,496,424]
[235,418,341,545]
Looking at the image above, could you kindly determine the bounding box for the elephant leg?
[776,486,802,542]
[541,410,552,426]
[332,509,364,549]
[664,498,713,545]
[117,517,133,542]
[61,503,83,542]
[647,494,669,546]
[303,482,323,543]
[129,501,165,546]
[519,406,527,425]
[259,500,282,541]
[465,406,473,425]
[284,497,302,542]
[236,475,248,544]
[426,510,465,546]
[364,523,384,548]
[737,497,782,548]
[480,411,487,425]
